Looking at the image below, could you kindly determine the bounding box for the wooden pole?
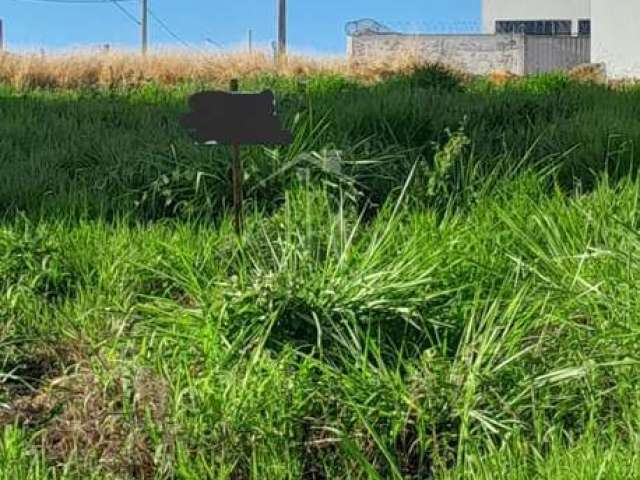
[229,79,243,234]
[248,29,253,54]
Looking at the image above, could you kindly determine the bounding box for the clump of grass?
[385,63,469,92]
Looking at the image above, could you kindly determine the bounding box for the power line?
[205,37,224,49]
[9,0,136,3]
[147,7,195,51]
[110,0,140,26]
[9,0,209,54]
[10,0,141,33]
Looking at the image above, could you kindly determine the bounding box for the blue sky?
[2,0,479,54]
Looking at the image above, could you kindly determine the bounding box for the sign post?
[231,143,243,233]
[228,79,243,232]
[180,79,293,234]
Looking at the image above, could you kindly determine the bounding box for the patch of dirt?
[1,355,172,480]
[46,368,171,479]
[1,341,90,417]
[1,356,60,400]
[301,417,339,480]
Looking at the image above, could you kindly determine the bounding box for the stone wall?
[348,34,526,75]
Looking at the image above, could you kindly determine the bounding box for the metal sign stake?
[231,142,243,234]
[229,79,243,234]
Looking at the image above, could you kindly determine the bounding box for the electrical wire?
[8,0,136,3]
[147,7,198,51]
[110,0,140,26]
[10,0,141,26]
[205,38,224,49]
[9,0,214,53]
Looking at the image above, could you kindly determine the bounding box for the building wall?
[591,0,640,78]
[348,34,526,75]
[482,0,591,35]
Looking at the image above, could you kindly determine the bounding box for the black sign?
[180,90,293,146]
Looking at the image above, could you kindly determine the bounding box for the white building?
[483,0,591,36]
[483,0,640,78]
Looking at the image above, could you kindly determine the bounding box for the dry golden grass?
[0,48,425,89]
[568,62,607,85]
[488,69,519,86]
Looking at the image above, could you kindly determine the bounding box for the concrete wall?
[591,0,640,78]
[482,0,590,35]
[348,34,526,75]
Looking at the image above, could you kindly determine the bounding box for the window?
[578,20,591,35]
[496,20,572,36]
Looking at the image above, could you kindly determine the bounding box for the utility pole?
[141,0,149,55]
[0,19,4,52]
[248,29,253,54]
[277,0,286,59]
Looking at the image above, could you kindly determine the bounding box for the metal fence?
[524,35,591,74]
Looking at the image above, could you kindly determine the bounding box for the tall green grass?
[1,68,640,478]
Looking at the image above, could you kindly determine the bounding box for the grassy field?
[2,55,640,479]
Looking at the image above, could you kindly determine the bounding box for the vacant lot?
[2,55,640,479]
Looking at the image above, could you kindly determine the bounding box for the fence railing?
[524,35,590,74]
